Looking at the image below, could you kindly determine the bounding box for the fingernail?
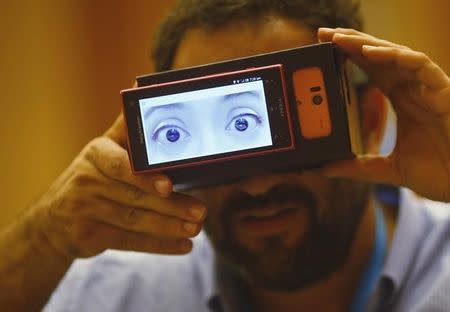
[189,205,205,220]
[154,179,170,196]
[363,45,376,51]
[319,27,334,32]
[183,222,197,235]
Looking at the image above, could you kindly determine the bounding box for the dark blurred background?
[1,0,449,228]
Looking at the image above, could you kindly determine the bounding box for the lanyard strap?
[349,202,387,312]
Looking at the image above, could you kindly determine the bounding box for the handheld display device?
[122,65,294,172]
[122,42,362,189]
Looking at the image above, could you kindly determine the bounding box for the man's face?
[173,16,371,291]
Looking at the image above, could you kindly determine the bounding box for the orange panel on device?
[292,67,332,138]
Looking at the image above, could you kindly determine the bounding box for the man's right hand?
[1,112,207,310]
[30,113,206,260]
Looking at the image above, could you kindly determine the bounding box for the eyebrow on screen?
[223,90,261,101]
[144,102,185,120]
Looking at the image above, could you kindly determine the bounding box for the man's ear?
[360,86,389,154]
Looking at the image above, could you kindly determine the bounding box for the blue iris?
[234,117,248,131]
[166,128,180,142]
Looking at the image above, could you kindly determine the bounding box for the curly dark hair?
[152,0,363,72]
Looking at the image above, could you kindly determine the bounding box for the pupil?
[235,118,248,131]
[166,128,180,142]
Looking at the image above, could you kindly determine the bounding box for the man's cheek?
[203,212,226,241]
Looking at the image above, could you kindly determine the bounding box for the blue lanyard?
[349,202,387,312]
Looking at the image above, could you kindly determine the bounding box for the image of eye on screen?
[139,80,273,165]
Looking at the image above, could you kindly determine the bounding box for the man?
[1,0,449,311]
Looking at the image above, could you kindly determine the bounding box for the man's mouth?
[241,206,298,220]
[222,183,316,237]
[237,204,303,236]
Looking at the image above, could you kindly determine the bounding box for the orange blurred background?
[0,0,449,229]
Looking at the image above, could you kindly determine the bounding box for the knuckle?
[123,207,144,227]
[336,27,349,32]
[399,44,412,51]
[60,196,88,217]
[70,219,95,250]
[392,48,402,61]
[83,137,104,163]
[421,55,433,68]
[337,28,359,35]
[71,172,97,189]
[416,52,429,61]
[125,185,147,202]
[389,47,400,55]
[107,153,128,178]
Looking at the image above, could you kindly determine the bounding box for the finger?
[318,27,370,42]
[319,155,401,186]
[104,113,128,148]
[331,33,409,56]
[78,139,206,221]
[72,220,193,256]
[432,86,450,115]
[84,136,173,198]
[84,196,203,238]
[362,46,450,90]
[87,180,207,222]
[319,27,409,49]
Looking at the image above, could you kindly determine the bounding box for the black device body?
[122,42,361,190]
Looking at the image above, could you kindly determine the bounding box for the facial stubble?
[204,179,371,291]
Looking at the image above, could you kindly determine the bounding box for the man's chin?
[206,179,372,292]
[219,240,337,292]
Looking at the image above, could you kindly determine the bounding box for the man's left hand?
[318,28,450,202]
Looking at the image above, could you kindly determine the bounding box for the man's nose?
[233,172,303,196]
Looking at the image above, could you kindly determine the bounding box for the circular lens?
[313,95,323,105]
[166,128,180,142]
[235,117,249,131]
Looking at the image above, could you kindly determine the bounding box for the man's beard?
[204,179,372,291]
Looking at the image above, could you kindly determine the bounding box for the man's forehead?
[172,15,316,69]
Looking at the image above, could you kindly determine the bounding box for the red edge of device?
[120,64,296,175]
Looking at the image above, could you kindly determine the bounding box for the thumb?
[318,155,400,186]
[103,113,128,148]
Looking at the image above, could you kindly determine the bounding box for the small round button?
[313,95,323,105]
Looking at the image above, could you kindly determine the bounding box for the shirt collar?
[189,231,219,310]
[191,233,250,312]
[379,188,429,300]
[210,260,253,312]
[202,188,429,310]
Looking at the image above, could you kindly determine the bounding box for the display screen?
[122,64,294,172]
[139,79,273,165]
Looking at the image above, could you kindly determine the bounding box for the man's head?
[152,0,387,292]
[153,0,363,72]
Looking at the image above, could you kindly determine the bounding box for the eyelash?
[150,108,263,145]
[225,112,262,133]
[151,119,190,144]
